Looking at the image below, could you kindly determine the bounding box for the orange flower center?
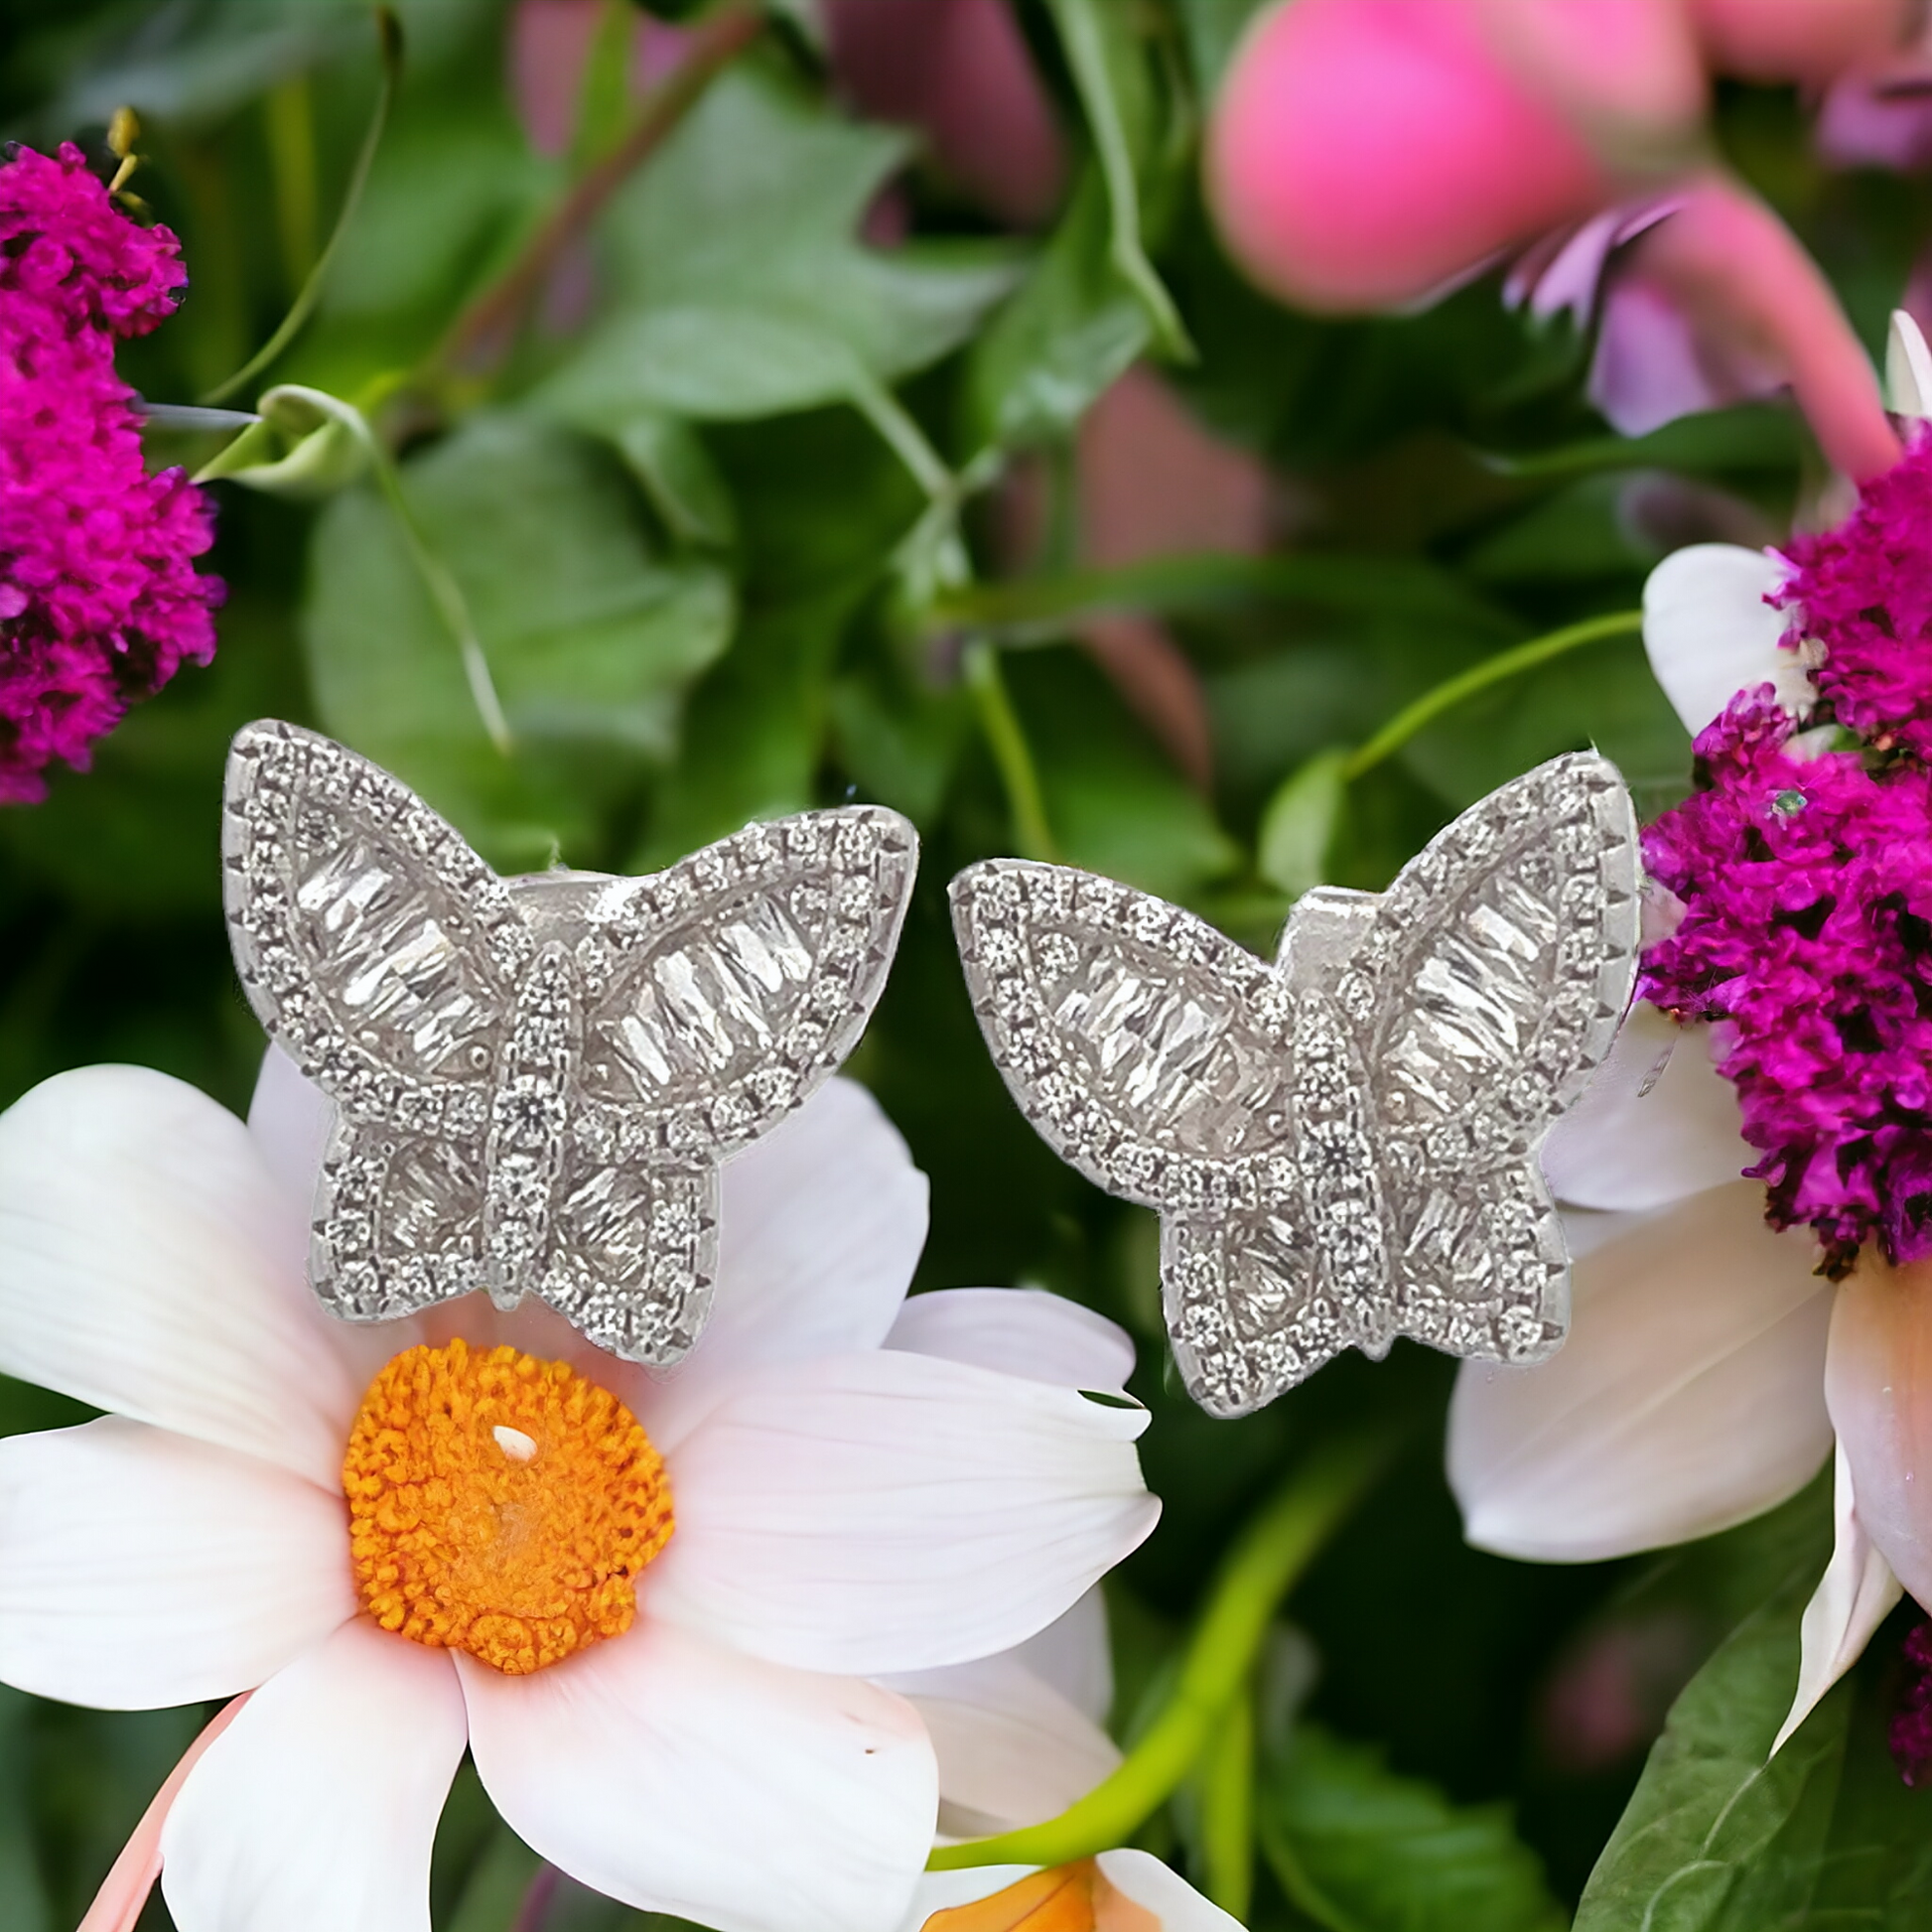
[343,1338,673,1676]
[923,1863,1161,1932]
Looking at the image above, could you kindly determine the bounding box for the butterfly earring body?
[951,753,1639,1418]
[223,721,916,1365]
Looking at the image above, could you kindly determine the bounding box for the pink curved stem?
[77,1694,250,1932]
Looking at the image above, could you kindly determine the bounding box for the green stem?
[1198,1687,1255,1920]
[367,443,512,755]
[1046,0,1190,359]
[927,1427,1395,1870]
[200,9,402,404]
[1342,610,1643,781]
[963,642,1056,862]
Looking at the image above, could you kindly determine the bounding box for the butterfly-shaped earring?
[950,752,1639,1419]
[222,721,916,1366]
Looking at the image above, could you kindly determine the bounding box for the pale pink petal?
[1640,541,1805,735]
[79,1696,249,1932]
[1824,1256,1932,1609]
[1469,0,1706,157]
[1771,1441,1902,1754]
[640,1078,928,1449]
[1887,307,1932,418]
[1542,1002,1752,1211]
[1204,0,1610,312]
[1004,1587,1113,1725]
[650,1351,1158,1674]
[0,1418,354,1708]
[245,1044,335,1211]
[1689,0,1913,85]
[1505,199,1675,323]
[824,0,1065,227]
[0,1065,362,1485]
[1600,177,1900,483]
[1449,1183,1833,1561]
[1098,1850,1246,1932]
[508,0,605,156]
[884,1650,1120,1837]
[887,1289,1135,1394]
[461,1619,936,1932]
[161,1618,465,1932]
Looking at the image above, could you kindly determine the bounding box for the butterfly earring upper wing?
[532,807,917,1363]
[1341,750,1640,1362]
[222,721,518,1320]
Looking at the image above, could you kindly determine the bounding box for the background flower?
[0,142,220,802]
[0,1056,1156,1932]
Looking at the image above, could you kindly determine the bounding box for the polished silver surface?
[223,721,916,1365]
[951,753,1639,1418]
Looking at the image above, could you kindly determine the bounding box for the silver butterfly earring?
[223,720,917,1367]
[950,751,1639,1419]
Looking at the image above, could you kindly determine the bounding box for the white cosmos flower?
[902,1853,1242,1932]
[0,1053,1159,1932]
[1449,335,1932,1748]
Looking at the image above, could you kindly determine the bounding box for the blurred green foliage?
[4,0,1932,1927]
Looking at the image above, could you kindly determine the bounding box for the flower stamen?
[343,1338,672,1675]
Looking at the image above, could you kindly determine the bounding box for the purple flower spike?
[0,142,222,803]
[1775,428,1932,763]
[1640,692,1932,1274]
[1891,1621,1932,1786]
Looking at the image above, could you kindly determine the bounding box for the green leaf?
[1575,1550,1853,1931]
[1173,0,1272,93]
[829,661,971,825]
[961,171,1152,453]
[1259,1723,1568,1932]
[1045,0,1191,358]
[1258,749,1351,898]
[631,585,859,869]
[536,66,1020,426]
[1007,648,1239,901]
[303,411,733,866]
[605,412,739,548]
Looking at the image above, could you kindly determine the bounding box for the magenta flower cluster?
[1773,429,1932,762]
[0,141,221,802]
[1640,698,1932,1272]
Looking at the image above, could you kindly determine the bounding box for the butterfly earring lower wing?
[1343,751,1641,1363]
[223,721,512,1319]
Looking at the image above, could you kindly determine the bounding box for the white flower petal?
[1449,1183,1833,1561]
[0,1417,354,1708]
[641,1079,928,1449]
[1887,309,1932,419]
[1004,1587,1114,1725]
[1541,1005,1751,1212]
[887,1289,1136,1394]
[1098,1850,1245,1932]
[162,1618,466,1932]
[898,1866,1043,1926]
[245,1046,335,1212]
[462,1619,935,1932]
[652,1351,1159,1675]
[897,1856,1237,1932]
[1821,1255,1932,1611]
[0,1065,362,1485]
[1772,1442,1902,1756]
[1641,542,1805,735]
[884,1650,1120,1837]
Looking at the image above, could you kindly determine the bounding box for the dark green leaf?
[961,172,1150,454]
[537,67,1019,425]
[1258,748,1350,897]
[1260,1722,1568,1932]
[1575,1552,1852,1930]
[303,412,733,866]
